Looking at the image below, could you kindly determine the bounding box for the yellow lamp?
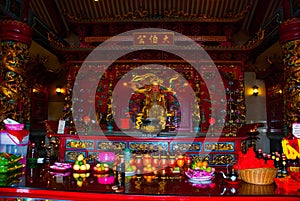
[252,85,259,96]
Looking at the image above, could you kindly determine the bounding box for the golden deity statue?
[141,83,167,118]
[128,73,179,132]
[135,82,168,130]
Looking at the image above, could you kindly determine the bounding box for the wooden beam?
[44,0,68,37]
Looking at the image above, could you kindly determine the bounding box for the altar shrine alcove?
[62,58,246,137]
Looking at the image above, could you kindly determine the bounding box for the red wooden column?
[278,18,300,132]
[0,20,33,129]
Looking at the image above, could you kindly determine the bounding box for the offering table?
[0,163,299,201]
[47,132,247,170]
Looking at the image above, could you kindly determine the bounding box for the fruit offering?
[140,154,156,174]
[95,152,116,173]
[73,172,90,187]
[126,158,137,173]
[73,154,90,171]
[191,160,213,173]
[142,162,156,174]
[139,154,158,174]
[93,163,110,173]
[185,168,215,180]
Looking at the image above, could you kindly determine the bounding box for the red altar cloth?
[6,129,29,144]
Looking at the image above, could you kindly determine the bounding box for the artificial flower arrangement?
[233,147,276,185]
[233,147,274,170]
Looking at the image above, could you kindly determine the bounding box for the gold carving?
[66,140,94,149]
[133,32,174,45]
[130,74,175,131]
[129,142,168,152]
[97,141,126,151]
[282,40,300,129]
[64,5,249,22]
[282,138,300,160]
[245,29,265,48]
[210,154,234,165]
[84,35,227,43]
[204,142,234,151]
[0,41,31,129]
[66,151,84,161]
[171,143,201,151]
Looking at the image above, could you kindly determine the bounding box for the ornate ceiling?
[1,0,287,72]
[28,0,283,38]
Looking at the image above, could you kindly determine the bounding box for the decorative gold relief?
[282,39,300,129]
[204,142,234,151]
[66,140,94,149]
[210,154,235,165]
[245,29,265,48]
[64,63,246,135]
[0,41,31,129]
[64,5,250,22]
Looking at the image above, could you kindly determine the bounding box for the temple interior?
[0,0,300,200]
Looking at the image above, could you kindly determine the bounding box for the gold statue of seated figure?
[136,83,169,131]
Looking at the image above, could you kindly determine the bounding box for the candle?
[121,118,130,129]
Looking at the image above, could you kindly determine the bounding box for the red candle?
[135,155,143,168]
[121,118,130,129]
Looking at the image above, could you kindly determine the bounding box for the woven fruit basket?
[239,168,277,185]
